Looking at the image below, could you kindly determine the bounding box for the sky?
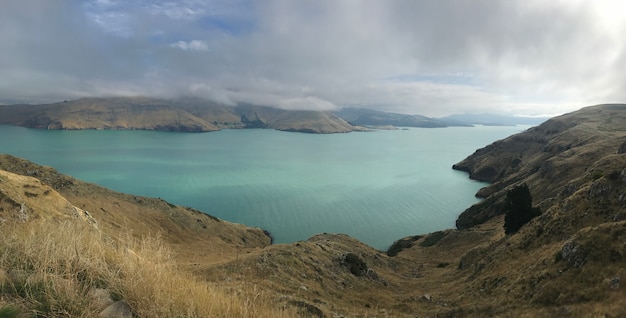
[1,0,625,117]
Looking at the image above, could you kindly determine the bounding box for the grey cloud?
[0,0,624,116]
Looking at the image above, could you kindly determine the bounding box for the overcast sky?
[1,0,624,116]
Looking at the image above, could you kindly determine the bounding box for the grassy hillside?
[453,104,626,229]
[0,165,294,317]
[0,104,625,317]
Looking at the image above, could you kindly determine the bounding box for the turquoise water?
[0,125,528,249]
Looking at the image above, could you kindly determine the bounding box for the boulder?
[560,239,587,268]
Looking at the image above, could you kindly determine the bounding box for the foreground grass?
[0,219,292,317]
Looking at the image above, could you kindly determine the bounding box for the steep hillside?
[409,104,626,315]
[0,97,364,134]
[0,154,271,263]
[453,104,626,229]
[0,166,296,317]
[0,169,93,223]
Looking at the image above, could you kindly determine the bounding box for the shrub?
[503,183,541,234]
[592,172,604,181]
[341,253,368,276]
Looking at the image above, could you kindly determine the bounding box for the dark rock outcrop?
[560,239,587,268]
[387,235,422,256]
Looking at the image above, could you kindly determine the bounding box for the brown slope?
[270,110,363,133]
[0,161,298,317]
[0,154,271,264]
[0,97,365,134]
[172,97,243,128]
[0,97,220,132]
[234,104,367,133]
[233,103,365,133]
[0,169,92,223]
[363,104,626,317]
[197,233,410,317]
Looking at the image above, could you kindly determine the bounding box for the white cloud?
[83,0,133,37]
[149,1,206,20]
[169,40,209,51]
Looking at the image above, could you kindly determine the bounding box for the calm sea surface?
[0,125,528,249]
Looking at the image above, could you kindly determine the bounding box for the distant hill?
[4,97,554,133]
[0,97,361,134]
[439,113,550,126]
[334,107,471,128]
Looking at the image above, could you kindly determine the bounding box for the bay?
[0,125,528,250]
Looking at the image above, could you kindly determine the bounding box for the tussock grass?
[0,219,293,317]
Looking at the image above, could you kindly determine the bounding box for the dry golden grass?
[0,219,295,317]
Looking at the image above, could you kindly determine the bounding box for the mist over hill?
[334,107,470,128]
[440,113,551,126]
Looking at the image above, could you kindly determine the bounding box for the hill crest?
[0,97,360,134]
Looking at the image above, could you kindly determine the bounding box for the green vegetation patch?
[340,253,368,277]
[503,184,541,234]
[0,305,20,318]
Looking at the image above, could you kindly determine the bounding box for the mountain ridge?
[334,107,470,128]
[0,97,545,134]
[0,97,361,134]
